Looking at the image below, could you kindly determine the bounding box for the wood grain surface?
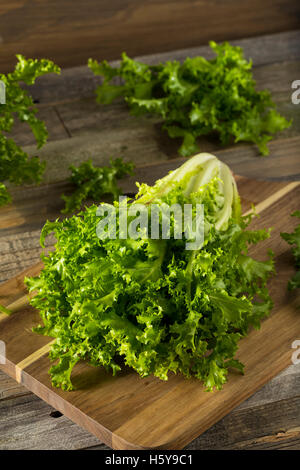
[0,176,299,449]
[1,1,300,72]
[0,30,300,450]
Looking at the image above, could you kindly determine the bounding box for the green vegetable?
[0,304,12,315]
[26,153,274,391]
[61,158,135,213]
[281,211,300,290]
[89,42,290,157]
[0,55,60,205]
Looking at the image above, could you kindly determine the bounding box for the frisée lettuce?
[25,153,274,391]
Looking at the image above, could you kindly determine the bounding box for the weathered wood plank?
[236,364,300,410]
[7,106,70,147]
[16,30,300,105]
[0,229,54,283]
[2,2,300,73]
[186,396,300,450]
[16,132,300,190]
[222,431,300,450]
[254,60,300,93]
[0,388,107,450]
[0,369,29,400]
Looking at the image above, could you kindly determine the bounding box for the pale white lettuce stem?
[137,153,241,230]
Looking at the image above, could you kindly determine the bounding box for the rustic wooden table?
[0,30,300,450]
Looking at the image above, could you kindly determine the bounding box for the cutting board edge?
[0,346,296,450]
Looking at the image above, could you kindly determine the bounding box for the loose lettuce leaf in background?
[61,158,135,213]
[89,42,290,157]
[0,55,60,205]
[26,154,274,391]
[281,211,300,290]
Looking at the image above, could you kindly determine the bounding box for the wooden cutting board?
[0,172,299,450]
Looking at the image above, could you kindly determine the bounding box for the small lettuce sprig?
[61,158,135,213]
[0,55,60,205]
[89,42,290,157]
